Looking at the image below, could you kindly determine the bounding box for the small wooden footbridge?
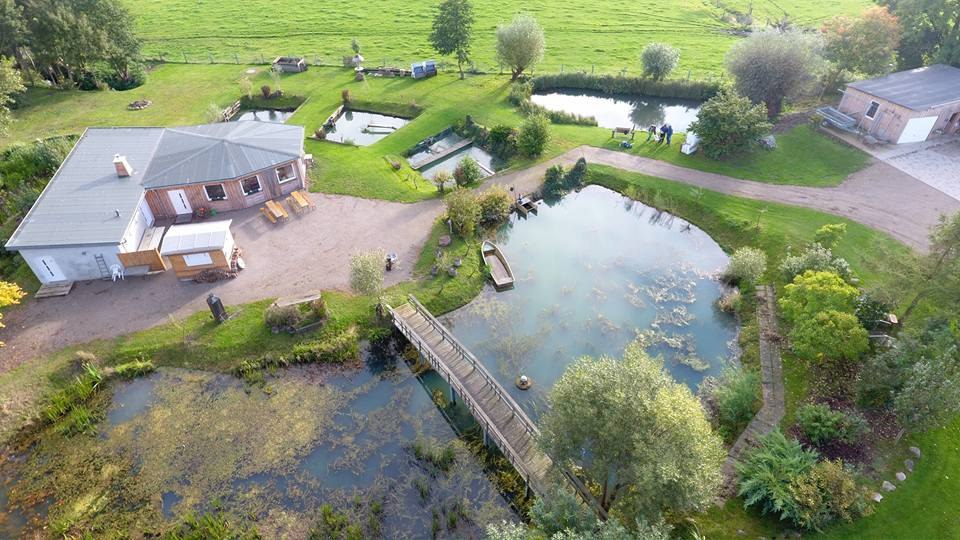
[389,295,605,516]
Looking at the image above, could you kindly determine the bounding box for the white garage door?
[898,116,938,144]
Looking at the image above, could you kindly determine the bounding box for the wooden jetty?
[389,295,607,517]
[515,196,538,217]
[482,241,515,291]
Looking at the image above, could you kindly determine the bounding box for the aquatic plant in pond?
[441,185,738,420]
[2,341,512,537]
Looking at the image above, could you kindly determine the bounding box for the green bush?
[517,113,550,157]
[688,89,772,160]
[487,124,518,159]
[737,430,818,525]
[478,185,512,224]
[444,187,480,238]
[99,63,146,91]
[290,326,360,364]
[717,290,742,313]
[0,136,75,221]
[516,99,597,126]
[779,271,860,324]
[722,246,767,285]
[640,42,680,80]
[113,359,156,379]
[712,367,761,437]
[796,403,867,446]
[264,304,304,332]
[508,80,533,105]
[780,244,853,283]
[530,73,720,100]
[789,310,869,363]
[543,164,566,195]
[565,157,587,188]
[789,460,873,531]
[453,156,482,186]
[813,223,847,249]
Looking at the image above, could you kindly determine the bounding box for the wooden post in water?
[449,385,456,404]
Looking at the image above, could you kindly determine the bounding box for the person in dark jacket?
[663,123,674,145]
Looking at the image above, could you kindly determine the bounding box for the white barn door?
[34,255,64,282]
[898,116,938,144]
[168,189,192,215]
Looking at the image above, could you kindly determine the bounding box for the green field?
[122,0,870,76]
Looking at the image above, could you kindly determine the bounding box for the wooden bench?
[285,196,302,215]
[292,190,315,211]
[260,206,277,224]
[265,199,289,221]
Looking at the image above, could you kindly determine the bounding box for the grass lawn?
[121,0,869,77]
[2,65,870,201]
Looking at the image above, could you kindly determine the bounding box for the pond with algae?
[441,185,739,420]
[1,340,513,537]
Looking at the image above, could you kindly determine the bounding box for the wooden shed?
[160,220,237,280]
[272,56,308,73]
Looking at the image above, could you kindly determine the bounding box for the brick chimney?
[113,154,133,177]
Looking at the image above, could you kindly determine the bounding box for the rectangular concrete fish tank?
[407,131,500,180]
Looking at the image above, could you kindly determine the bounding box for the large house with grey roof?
[5,121,306,284]
[838,64,960,144]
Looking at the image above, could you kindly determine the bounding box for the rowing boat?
[481,241,515,291]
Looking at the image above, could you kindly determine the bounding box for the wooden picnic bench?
[291,190,315,211]
[264,199,289,222]
[260,207,277,224]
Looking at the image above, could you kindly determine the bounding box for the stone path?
[719,285,786,497]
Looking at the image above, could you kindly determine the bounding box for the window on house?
[242,176,262,196]
[276,164,295,184]
[865,101,880,119]
[182,252,213,267]
[204,184,227,201]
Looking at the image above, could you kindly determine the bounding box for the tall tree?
[430,0,474,79]
[901,211,960,321]
[0,0,25,59]
[539,341,724,518]
[726,28,825,118]
[881,0,960,68]
[821,7,901,92]
[0,56,24,136]
[496,14,545,80]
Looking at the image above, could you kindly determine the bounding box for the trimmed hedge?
[531,73,721,101]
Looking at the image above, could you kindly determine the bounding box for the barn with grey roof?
[838,64,960,144]
[5,121,307,286]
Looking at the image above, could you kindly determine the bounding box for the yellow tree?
[0,280,25,347]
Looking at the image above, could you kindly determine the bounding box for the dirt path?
[3,147,955,371]
[489,146,960,252]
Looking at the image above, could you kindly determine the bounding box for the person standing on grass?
[647,124,657,141]
[664,123,674,145]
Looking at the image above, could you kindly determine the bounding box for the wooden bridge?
[389,295,606,516]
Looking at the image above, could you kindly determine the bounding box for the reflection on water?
[442,185,738,421]
[531,90,701,131]
[233,109,294,123]
[326,110,409,146]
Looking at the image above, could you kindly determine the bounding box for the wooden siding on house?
[118,249,167,272]
[145,158,306,220]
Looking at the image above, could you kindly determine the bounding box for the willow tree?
[539,342,724,518]
[496,14,545,80]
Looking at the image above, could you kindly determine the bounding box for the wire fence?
[144,51,725,83]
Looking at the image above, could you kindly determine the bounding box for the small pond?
[441,185,739,421]
[1,340,513,537]
[232,109,295,123]
[325,110,410,146]
[531,89,701,132]
[410,132,500,181]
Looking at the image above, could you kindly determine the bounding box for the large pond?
[233,109,295,123]
[531,89,701,132]
[326,110,410,146]
[441,185,738,421]
[1,340,513,537]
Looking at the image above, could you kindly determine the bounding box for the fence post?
[621,67,627,77]
[208,52,214,64]
[260,53,265,64]
[560,64,564,73]
[182,51,188,64]
[687,69,691,81]
[158,53,165,63]
[591,64,595,75]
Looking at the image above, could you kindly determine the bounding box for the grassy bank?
[121,0,869,76]
[2,65,869,202]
